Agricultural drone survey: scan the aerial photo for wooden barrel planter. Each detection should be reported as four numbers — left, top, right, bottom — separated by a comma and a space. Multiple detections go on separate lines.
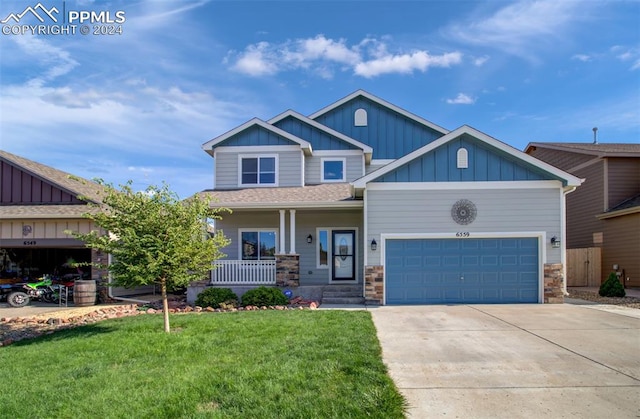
74, 279, 97, 307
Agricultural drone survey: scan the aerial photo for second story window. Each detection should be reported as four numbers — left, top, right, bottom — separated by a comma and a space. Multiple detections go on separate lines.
240, 156, 276, 186
321, 158, 346, 182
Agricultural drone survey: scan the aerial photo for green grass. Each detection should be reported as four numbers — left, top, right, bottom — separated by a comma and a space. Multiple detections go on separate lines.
0, 311, 407, 418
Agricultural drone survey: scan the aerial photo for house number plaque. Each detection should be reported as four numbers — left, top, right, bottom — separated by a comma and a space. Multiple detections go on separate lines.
451, 199, 477, 225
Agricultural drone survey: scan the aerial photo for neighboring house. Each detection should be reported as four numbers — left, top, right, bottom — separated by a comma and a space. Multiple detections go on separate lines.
193, 90, 582, 305
0, 150, 154, 299
525, 143, 640, 288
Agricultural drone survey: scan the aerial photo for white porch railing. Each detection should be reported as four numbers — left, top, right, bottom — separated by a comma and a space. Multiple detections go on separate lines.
211, 260, 277, 285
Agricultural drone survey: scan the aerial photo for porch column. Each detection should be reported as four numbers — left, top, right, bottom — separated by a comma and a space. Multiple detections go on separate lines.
289, 209, 296, 254
279, 210, 286, 254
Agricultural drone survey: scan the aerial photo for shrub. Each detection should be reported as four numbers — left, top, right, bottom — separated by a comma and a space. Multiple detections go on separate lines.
242, 286, 289, 307
195, 287, 238, 308
599, 272, 625, 297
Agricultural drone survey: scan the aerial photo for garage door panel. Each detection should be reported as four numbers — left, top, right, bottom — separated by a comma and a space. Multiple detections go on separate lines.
386, 238, 539, 304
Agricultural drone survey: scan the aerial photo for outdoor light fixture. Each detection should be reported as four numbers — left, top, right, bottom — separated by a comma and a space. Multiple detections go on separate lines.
307, 234, 313, 244
550, 236, 561, 248
371, 239, 377, 251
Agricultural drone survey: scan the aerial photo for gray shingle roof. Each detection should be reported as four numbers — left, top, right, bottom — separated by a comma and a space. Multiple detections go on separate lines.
0, 150, 105, 220
526, 142, 640, 156
0, 150, 104, 203
198, 183, 361, 209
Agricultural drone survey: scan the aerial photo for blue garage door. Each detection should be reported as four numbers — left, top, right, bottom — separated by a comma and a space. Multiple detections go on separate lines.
386, 238, 539, 304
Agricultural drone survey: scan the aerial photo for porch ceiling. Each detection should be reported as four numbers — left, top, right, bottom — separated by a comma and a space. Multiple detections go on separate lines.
198, 183, 362, 209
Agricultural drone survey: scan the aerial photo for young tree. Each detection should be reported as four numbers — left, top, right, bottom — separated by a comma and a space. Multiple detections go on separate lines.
70, 180, 230, 332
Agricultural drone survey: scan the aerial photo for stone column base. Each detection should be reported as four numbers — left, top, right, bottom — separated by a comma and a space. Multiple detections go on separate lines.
544, 263, 564, 304
276, 254, 299, 287
364, 265, 383, 304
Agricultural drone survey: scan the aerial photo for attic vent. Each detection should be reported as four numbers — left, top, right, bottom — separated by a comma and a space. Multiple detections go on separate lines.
457, 148, 468, 169
354, 108, 367, 126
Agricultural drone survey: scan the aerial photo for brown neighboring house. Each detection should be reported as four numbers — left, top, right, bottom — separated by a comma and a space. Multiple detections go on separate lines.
525, 143, 640, 287
0, 150, 154, 299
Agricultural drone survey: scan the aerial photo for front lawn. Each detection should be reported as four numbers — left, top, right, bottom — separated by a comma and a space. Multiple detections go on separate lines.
0, 310, 406, 418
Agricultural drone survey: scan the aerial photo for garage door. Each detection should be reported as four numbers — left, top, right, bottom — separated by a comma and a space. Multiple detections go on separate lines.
385, 238, 539, 304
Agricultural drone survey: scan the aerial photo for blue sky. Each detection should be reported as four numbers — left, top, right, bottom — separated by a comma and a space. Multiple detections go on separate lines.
1, 0, 638, 198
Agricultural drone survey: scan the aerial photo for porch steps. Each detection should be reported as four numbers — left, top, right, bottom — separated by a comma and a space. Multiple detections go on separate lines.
321, 285, 365, 305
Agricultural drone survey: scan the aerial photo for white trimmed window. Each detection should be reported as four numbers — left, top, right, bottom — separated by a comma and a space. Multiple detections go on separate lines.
321, 158, 346, 182
240, 229, 277, 260
239, 155, 277, 186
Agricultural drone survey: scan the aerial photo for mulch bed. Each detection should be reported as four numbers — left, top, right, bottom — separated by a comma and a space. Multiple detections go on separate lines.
567, 289, 640, 309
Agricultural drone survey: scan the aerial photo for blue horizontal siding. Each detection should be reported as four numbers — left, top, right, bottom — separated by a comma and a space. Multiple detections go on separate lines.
273, 116, 358, 150
313, 96, 442, 159
379, 134, 557, 182
215, 125, 298, 148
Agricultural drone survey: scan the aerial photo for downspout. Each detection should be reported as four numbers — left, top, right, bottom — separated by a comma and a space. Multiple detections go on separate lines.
106, 253, 153, 304
561, 185, 579, 295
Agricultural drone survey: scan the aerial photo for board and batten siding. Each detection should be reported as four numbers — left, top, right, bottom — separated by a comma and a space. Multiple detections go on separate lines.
305, 154, 364, 183
313, 96, 442, 159
0, 219, 93, 240
214, 150, 303, 189
365, 186, 562, 266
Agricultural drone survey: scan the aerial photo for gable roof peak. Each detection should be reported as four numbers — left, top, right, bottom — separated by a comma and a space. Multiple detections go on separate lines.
309, 90, 449, 135
0, 149, 104, 203
352, 125, 582, 188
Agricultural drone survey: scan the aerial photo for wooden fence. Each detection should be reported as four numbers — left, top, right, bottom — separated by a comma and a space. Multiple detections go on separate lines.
566, 247, 601, 287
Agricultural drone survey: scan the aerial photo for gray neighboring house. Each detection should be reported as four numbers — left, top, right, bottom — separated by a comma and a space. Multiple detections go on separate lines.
190, 90, 582, 305
525, 143, 640, 288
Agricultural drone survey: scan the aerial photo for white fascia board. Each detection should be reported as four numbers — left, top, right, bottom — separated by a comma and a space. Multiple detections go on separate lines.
215, 201, 363, 210
214, 145, 302, 156
308, 90, 449, 135
366, 180, 564, 191
202, 117, 312, 155
314, 150, 364, 156
268, 109, 373, 156
352, 125, 583, 189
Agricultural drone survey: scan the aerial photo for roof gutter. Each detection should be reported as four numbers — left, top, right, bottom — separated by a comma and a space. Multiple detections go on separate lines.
217, 201, 363, 210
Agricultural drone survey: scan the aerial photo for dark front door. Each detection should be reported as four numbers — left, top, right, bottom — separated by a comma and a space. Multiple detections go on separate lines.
332, 230, 355, 281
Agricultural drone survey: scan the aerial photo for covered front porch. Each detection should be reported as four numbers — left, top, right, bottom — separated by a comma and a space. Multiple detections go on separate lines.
197, 183, 365, 289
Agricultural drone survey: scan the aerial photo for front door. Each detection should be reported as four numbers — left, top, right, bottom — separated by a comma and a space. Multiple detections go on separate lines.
332, 230, 355, 281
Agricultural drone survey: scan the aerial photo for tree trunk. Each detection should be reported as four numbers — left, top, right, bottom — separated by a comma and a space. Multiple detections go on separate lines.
161, 277, 170, 333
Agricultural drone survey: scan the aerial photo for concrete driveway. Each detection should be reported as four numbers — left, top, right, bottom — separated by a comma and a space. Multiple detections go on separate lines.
370, 304, 640, 418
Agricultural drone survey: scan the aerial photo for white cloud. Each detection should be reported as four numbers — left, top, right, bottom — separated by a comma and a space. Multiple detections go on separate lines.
612, 46, 640, 70
572, 54, 592, 62
228, 35, 462, 78
12, 36, 78, 87
473, 55, 490, 66
446, 93, 476, 105
231, 42, 279, 76
355, 51, 462, 78
446, 0, 595, 61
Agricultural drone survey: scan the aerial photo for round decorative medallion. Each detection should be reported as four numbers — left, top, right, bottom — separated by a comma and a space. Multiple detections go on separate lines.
451, 199, 477, 225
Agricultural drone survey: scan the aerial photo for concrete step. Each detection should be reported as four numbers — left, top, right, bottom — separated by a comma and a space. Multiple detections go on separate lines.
322, 290, 362, 298
321, 297, 366, 305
